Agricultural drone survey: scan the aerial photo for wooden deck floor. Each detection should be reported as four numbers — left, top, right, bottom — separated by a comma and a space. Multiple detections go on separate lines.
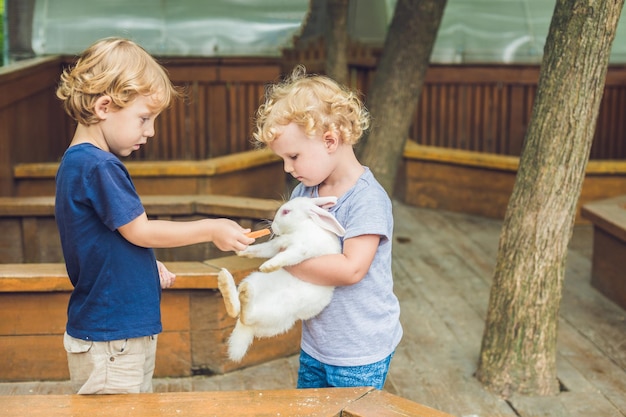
1, 201, 624, 417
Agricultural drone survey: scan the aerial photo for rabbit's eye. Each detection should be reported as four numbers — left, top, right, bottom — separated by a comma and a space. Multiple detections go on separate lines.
281, 209, 291, 216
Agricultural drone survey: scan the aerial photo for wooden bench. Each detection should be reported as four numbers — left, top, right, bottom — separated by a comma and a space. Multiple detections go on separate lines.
396, 141, 626, 223
0, 194, 281, 263
0, 387, 453, 417
12, 148, 284, 198
0, 257, 301, 382
581, 195, 626, 310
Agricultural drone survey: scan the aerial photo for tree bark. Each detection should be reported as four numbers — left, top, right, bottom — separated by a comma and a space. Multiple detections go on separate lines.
6, 0, 36, 62
476, 0, 624, 397
325, 0, 350, 85
358, 0, 447, 194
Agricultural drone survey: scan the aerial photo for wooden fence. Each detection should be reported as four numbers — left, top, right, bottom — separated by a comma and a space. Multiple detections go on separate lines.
283, 40, 626, 159
413, 65, 626, 158
1, 50, 625, 196
149, 58, 281, 160
0, 56, 283, 196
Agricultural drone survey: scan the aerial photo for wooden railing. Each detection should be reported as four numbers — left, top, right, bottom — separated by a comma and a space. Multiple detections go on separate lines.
0, 194, 281, 263
398, 141, 626, 222
12, 148, 284, 198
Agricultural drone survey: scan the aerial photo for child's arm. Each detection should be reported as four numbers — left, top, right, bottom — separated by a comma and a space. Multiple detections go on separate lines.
284, 234, 380, 286
118, 212, 255, 252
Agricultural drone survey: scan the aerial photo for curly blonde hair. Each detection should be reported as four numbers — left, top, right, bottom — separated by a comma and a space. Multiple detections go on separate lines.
56, 37, 180, 125
253, 66, 370, 146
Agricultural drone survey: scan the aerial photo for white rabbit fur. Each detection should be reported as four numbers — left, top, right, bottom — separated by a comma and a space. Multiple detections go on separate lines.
217, 196, 345, 362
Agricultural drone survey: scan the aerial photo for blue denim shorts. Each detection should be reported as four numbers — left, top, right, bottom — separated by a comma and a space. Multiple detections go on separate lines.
297, 349, 394, 390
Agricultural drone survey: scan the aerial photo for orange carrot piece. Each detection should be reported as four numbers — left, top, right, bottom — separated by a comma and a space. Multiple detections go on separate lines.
246, 228, 271, 239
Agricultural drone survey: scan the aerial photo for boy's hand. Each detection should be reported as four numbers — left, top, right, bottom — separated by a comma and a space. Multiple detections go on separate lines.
210, 218, 255, 252
157, 260, 176, 289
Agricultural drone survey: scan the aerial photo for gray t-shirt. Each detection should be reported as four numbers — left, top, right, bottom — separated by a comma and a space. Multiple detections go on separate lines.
291, 167, 403, 366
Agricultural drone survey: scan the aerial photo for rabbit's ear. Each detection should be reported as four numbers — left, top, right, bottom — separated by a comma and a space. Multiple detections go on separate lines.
309, 205, 346, 237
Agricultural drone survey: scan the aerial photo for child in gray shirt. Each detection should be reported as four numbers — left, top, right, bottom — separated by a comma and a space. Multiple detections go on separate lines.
253, 66, 402, 389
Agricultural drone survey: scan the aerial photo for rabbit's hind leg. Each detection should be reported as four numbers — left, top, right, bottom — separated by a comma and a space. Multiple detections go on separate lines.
217, 268, 240, 318
238, 281, 255, 326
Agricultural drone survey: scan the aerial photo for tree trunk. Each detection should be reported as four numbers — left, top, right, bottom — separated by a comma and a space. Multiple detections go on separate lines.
325, 0, 350, 85
358, 0, 447, 194
476, 0, 624, 397
6, 0, 36, 62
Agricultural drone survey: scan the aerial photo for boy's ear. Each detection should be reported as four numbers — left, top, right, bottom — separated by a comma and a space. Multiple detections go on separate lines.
94, 95, 113, 120
323, 131, 339, 152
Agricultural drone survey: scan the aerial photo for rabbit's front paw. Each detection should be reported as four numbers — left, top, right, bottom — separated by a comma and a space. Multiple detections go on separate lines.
237, 243, 270, 258
259, 260, 281, 273
237, 248, 255, 258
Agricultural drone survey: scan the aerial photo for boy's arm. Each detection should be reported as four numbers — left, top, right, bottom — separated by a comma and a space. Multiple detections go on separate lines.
284, 234, 380, 286
118, 212, 255, 252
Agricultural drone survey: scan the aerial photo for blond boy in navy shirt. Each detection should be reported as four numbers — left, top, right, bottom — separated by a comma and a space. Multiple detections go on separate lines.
55, 37, 254, 394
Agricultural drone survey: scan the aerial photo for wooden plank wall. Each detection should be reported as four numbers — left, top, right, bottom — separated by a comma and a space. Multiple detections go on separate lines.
0, 56, 283, 196
141, 58, 281, 161
2, 49, 626, 197
0, 56, 70, 197
412, 65, 538, 156
411, 65, 626, 158
284, 41, 626, 159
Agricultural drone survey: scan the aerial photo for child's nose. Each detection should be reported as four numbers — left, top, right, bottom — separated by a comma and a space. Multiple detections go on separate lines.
145, 122, 155, 137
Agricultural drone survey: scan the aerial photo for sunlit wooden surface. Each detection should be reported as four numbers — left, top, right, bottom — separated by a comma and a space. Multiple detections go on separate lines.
1, 201, 624, 417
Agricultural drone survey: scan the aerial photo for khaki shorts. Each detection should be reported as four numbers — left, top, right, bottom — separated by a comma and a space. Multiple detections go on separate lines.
63, 332, 158, 394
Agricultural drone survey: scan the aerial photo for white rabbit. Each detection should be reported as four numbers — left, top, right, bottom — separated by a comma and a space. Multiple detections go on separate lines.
217, 196, 345, 362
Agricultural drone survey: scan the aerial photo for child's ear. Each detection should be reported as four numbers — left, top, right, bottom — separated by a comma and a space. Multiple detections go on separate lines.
323, 131, 339, 152
94, 95, 113, 120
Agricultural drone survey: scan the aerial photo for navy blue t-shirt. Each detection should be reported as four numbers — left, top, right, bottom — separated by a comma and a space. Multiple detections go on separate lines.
55, 144, 162, 341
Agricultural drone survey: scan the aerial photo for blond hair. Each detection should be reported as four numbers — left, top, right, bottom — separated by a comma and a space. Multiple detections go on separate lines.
253, 66, 369, 146
56, 37, 180, 125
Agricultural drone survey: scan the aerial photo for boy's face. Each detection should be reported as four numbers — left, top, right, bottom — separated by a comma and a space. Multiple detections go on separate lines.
99, 95, 160, 157
269, 123, 335, 187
